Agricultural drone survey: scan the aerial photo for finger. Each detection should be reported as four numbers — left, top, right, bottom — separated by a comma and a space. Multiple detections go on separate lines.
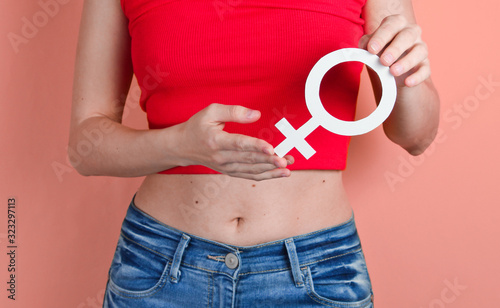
216, 150, 288, 168
222, 162, 280, 175
284, 155, 295, 165
230, 168, 291, 181
404, 62, 431, 87
366, 15, 407, 55
205, 103, 261, 124
390, 42, 428, 77
379, 26, 422, 66
216, 132, 274, 154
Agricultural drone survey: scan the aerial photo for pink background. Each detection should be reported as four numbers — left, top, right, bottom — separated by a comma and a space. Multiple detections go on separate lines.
1, 0, 499, 307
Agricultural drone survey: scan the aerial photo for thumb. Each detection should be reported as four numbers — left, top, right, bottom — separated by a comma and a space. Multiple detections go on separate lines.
208, 104, 261, 124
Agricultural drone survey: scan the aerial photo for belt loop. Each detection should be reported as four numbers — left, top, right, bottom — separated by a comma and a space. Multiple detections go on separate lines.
169, 233, 191, 284
284, 238, 304, 288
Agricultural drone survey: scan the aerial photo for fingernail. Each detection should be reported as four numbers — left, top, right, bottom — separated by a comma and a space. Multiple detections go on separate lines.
264, 147, 274, 155
274, 161, 282, 168
246, 110, 257, 119
370, 42, 380, 53
281, 172, 289, 177
286, 159, 292, 165
383, 53, 394, 64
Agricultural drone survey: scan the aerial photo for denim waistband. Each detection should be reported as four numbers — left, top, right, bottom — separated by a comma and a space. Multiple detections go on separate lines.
120, 194, 362, 281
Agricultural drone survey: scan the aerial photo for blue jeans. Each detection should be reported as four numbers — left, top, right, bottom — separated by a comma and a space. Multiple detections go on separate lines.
103, 194, 374, 307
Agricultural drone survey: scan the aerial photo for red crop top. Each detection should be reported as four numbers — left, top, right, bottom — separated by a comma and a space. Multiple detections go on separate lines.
120, 0, 367, 174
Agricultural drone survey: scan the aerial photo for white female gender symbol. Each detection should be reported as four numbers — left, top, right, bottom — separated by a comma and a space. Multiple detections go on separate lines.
274, 48, 397, 159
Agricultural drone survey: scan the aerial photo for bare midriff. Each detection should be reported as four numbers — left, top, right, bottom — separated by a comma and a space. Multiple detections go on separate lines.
133, 170, 352, 247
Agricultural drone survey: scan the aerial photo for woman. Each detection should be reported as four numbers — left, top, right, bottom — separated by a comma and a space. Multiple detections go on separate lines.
69, 0, 439, 307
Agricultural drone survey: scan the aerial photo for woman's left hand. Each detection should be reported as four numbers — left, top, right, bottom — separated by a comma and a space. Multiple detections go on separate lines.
358, 14, 431, 88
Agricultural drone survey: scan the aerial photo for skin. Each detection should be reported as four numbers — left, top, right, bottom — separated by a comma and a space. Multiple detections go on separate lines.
69, 0, 439, 246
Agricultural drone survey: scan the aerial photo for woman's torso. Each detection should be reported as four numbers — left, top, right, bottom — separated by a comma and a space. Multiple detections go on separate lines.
133, 170, 353, 246
126, 0, 366, 246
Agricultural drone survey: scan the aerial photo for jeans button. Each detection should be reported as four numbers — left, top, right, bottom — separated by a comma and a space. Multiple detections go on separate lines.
225, 252, 239, 269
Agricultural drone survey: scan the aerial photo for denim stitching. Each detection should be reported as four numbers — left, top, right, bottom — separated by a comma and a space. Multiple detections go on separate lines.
108, 257, 171, 298
305, 284, 373, 308
238, 248, 362, 276
109, 273, 169, 298
297, 248, 362, 269
121, 231, 361, 278
207, 272, 212, 308
238, 266, 292, 275
120, 232, 172, 261
302, 261, 373, 308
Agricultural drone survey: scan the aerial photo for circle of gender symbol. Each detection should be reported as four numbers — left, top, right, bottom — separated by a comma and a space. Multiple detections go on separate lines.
274, 48, 397, 159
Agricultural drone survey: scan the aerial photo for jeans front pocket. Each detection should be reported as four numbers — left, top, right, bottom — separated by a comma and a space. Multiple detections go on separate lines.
107, 234, 171, 298
301, 249, 373, 307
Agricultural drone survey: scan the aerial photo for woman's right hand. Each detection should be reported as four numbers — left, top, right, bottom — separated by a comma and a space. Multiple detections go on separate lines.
174, 103, 294, 181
